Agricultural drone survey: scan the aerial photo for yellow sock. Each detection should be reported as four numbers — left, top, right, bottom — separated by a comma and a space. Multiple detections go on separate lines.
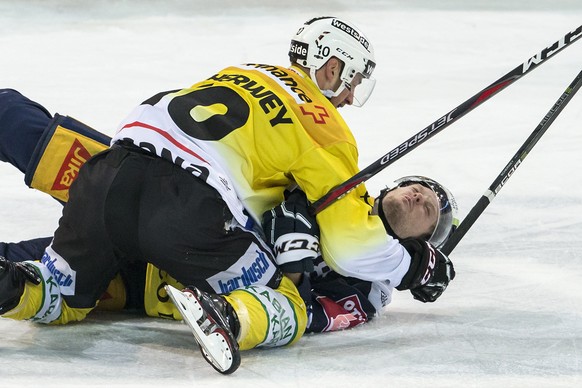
2, 281, 44, 321
225, 276, 307, 350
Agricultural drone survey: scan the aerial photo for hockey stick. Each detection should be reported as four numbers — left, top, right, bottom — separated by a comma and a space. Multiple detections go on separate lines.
440, 68, 582, 256
310, 25, 582, 214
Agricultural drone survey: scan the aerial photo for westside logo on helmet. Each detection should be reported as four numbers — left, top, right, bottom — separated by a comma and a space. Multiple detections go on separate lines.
331, 18, 370, 51
363, 60, 376, 78
289, 40, 308, 60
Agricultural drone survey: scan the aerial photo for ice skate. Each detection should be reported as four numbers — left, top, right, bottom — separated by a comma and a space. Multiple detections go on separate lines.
165, 284, 241, 374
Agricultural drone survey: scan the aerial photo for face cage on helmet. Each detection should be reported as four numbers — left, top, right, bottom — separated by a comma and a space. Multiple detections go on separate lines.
394, 176, 458, 248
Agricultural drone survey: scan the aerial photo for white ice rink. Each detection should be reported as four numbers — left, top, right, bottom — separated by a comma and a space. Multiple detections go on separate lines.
1, 1, 582, 387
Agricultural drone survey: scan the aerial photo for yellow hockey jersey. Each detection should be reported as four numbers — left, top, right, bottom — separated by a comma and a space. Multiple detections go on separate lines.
112, 63, 411, 286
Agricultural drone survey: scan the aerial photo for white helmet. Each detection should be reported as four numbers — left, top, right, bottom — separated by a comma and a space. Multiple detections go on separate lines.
288, 16, 376, 107
378, 176, 459, 248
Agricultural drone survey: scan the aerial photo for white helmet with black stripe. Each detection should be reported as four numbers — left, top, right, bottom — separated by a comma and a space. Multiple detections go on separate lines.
288, 16, 376, 107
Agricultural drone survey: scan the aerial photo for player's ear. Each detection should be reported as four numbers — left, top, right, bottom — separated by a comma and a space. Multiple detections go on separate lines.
324, 57, 342, 83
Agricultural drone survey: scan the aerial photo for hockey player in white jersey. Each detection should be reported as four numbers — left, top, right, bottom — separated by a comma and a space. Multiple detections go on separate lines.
163, 176, 457, 373
0, 173, 457, 373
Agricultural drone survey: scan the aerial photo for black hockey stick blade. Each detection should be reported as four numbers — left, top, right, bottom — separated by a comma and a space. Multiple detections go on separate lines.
441, 68, 582, 256
310, 25, 582, 215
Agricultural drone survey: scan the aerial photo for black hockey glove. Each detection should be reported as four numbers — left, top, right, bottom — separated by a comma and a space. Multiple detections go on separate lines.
410, 252, 455, 303
262, 189, 320, 273
0, 256, 41, 314
396, 239, 455, 303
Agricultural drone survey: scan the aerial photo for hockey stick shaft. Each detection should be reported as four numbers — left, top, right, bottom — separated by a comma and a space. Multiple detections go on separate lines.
440, 68, 582, 256
311, 25, 582, 214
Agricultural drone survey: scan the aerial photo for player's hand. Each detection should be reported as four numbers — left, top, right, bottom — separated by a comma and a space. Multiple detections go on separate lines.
410, 250, 455, 303
396, 239, 455, 302
0, 256, 41, 314
262, 189, 320, 273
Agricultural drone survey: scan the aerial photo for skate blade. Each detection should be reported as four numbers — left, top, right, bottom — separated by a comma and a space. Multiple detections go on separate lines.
165, 285, 238, 374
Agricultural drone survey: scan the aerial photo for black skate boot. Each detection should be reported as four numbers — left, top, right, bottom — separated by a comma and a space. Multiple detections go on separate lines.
0, 256, 41, 314
165, 284, 241, 374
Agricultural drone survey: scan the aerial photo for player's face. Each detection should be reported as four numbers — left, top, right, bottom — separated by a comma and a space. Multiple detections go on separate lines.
380, 183, 439, 240
329, 86, 352, 108
330, 73, 362, 108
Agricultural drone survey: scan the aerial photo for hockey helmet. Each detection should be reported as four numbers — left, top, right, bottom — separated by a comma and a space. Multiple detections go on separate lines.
378, 176, 459, 248
288, 16, 376, 106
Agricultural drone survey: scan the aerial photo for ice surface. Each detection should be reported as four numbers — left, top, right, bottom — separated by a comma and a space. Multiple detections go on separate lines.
1, 1, 581, 387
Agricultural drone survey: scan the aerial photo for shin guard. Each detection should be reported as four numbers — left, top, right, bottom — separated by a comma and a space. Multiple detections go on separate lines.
225, 276, 307, 350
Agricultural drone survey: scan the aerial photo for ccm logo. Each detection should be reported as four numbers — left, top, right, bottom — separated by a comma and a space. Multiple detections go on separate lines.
420, 244, 437, 285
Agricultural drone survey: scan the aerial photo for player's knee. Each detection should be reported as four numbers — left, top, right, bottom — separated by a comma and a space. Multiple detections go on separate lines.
0, 88, 24, 110
0, 89, 51, 127
0, 89, 52, 171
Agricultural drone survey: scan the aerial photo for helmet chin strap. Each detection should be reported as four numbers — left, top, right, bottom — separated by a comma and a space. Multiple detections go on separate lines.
310, 67, 347, 98
376, 188, 403, 241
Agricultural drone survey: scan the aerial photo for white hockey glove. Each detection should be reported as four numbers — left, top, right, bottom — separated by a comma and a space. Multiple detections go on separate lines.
262, 189, 320, 273
396, 239, 455, 303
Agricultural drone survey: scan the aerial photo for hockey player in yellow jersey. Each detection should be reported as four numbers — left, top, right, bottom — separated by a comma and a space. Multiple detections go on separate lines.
0, 16, 457, 374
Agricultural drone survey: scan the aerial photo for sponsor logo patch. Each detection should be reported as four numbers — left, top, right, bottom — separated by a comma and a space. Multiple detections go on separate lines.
331, 19, 370, 51
289, 40, 308, 60
41, 246, 77, 296
51, 139, 91, 191
300, 105, 329, 124
217, 250, 272, 294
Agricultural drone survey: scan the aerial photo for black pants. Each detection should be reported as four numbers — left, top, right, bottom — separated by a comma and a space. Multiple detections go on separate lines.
54, 145, 281, 309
